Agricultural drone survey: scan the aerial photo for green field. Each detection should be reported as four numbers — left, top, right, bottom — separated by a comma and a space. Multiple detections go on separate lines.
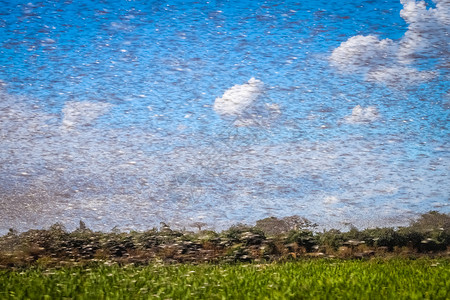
1, 259, 448, 299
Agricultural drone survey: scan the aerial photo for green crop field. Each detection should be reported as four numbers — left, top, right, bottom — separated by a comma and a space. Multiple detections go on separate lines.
1, 258, 448, 299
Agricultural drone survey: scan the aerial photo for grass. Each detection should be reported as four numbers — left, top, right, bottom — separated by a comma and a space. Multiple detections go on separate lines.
1, 258, 449, 299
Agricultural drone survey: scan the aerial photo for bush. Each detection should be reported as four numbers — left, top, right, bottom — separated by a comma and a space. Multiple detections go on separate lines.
397, 227, 424, 250
285, 230, 317, 252
410, 211, 450, 233
318, 229, 345, 250
255, 216, 317, 236
223, 224, 264, 241
364, 228, 403, 251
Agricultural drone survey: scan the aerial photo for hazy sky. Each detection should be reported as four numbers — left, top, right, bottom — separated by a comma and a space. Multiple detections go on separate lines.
0, 0, 448, 233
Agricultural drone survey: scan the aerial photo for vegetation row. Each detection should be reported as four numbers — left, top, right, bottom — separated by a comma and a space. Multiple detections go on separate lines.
0, 211, 449, 268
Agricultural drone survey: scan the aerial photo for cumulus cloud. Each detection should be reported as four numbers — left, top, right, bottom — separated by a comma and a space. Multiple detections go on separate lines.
330, 35, 396, 73
344, 105, 380, 123
330, 0, 449, 86
213, 78, 264, 116
62, 101, 113, 129
213, 78, 281, 127
323, 196, 339, 205
398, 0, 450, 64
366, 66, 437, 85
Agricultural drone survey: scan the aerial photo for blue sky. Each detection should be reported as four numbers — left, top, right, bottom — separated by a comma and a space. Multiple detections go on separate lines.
0, 0, 448, 233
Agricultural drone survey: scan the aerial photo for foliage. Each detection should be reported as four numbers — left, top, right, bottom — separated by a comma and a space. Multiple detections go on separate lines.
0, 212, 449, 268
410, 211, 450, 232
255, 215, 317, 236
222, 223, 264, 241
318, 229, 345, 250
361, 227, 402, 251
285, 230, 317, 252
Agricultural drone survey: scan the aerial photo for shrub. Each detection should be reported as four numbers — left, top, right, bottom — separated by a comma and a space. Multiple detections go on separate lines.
285, 230, 317, 252
410, 211, 450, 232
255, 216, 317, 236
397, 227, 424, 250
222, 224, 264, 241
364, 228, 403, 251
317, 229, 345, 250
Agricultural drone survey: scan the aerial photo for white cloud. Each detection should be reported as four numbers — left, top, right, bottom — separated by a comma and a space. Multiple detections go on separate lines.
62, 101, 113, 129
323, 196, 339, 205
213, 78, 264, 116
265, 103, 281, 114
344, 105, 380, 123
366, 66, 437, 85
330, 0, 449, 85
213, 79, 281, 127
330, 35, 395, 73
398, 0, 450, 64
